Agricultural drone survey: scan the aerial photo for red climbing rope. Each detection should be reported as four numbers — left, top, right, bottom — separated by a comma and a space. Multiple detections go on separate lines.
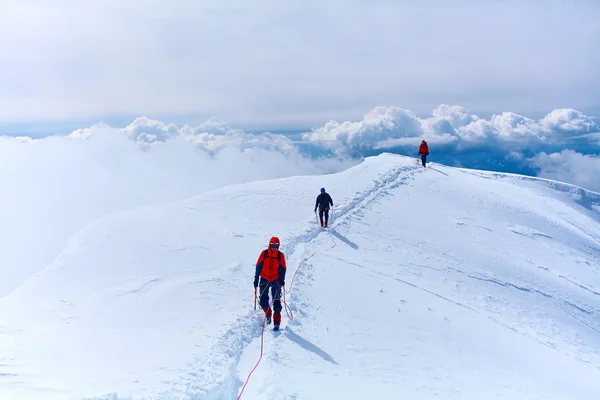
237, 293, 295, 400
236, 312, 267, 400
284, 251, 316, 295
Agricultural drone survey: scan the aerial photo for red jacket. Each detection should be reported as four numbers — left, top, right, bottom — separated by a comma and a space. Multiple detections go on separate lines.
255, 237, 287, 282
419, 142, 429, 154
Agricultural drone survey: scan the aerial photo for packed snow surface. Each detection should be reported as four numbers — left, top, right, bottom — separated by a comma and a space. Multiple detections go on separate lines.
0, 154, 599, 399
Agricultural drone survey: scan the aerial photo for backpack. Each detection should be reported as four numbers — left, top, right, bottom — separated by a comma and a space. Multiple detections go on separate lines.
262, 249, 282, 264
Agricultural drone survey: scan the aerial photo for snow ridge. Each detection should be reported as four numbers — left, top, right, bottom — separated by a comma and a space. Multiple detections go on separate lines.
150, 163, 423, 399
3, 154, 599, 400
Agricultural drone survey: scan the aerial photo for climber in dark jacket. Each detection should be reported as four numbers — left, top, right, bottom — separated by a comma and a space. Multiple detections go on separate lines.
314, 187, 334, 227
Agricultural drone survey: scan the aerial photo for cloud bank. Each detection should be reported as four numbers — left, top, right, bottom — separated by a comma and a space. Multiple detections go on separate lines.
302, 105, 599, 156
531, 150, 600, 195
301, 105, 600, 192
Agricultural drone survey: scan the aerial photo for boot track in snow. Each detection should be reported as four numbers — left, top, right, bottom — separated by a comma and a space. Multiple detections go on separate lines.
163, 164, 423, 399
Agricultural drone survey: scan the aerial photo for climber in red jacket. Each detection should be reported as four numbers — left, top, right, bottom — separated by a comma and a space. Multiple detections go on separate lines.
253, 236, 287, 331
418, 140, 429, 168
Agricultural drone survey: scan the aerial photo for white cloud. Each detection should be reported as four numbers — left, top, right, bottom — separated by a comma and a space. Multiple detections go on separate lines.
302, 105, 600, 155
69, 127, 94, 140
530, 150, 600, 193
430, 105, 478, 130
85, 116, 299, 155
124, 117, 179, 145
375, 134, 458, 150
0, 0, 598, 127
303, 106, 423, 154
182, 117, 235, 135
540, 109, 599, 134
489, 113, 539, 138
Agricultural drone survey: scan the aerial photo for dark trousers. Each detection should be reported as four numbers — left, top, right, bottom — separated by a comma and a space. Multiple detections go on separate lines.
319, 208, 330, 226
420, 154, 427, 167
259, 278, 282, 314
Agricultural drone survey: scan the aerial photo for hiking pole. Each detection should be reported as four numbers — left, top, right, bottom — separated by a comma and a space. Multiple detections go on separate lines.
315, 210, 319, 224
254, 287, 257, 310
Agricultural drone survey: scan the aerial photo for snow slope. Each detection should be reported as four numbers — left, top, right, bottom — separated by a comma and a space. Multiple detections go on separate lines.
0, 154, 599, 399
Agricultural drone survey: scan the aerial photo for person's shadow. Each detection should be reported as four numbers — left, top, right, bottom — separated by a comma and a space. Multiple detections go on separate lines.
330, 228, 359, 250
284, 327, 338, 364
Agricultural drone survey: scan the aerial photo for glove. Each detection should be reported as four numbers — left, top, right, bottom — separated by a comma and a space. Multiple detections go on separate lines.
278, 279, 285, 287
253, 277, 259, 288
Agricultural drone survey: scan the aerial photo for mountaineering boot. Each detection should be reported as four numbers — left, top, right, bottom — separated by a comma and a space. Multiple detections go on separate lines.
273, 312, 281, 330
263, 307, 272, 325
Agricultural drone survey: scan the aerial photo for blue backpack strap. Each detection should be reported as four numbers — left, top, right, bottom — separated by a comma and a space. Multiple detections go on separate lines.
260, 249, 268, 262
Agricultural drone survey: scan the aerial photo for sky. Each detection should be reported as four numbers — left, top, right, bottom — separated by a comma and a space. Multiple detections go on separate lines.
0, 0, 599, 129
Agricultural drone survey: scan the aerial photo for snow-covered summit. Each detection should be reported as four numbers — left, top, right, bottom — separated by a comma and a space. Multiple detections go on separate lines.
0, 154, 599, 399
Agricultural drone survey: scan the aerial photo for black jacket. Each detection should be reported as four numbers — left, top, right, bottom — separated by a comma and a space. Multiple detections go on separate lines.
315, 192, 333, 211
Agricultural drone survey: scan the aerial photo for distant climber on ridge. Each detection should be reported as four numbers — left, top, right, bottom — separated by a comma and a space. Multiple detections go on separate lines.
253, 236, 287, 331
314, 187, 334, 228
418, 140, 429, 168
